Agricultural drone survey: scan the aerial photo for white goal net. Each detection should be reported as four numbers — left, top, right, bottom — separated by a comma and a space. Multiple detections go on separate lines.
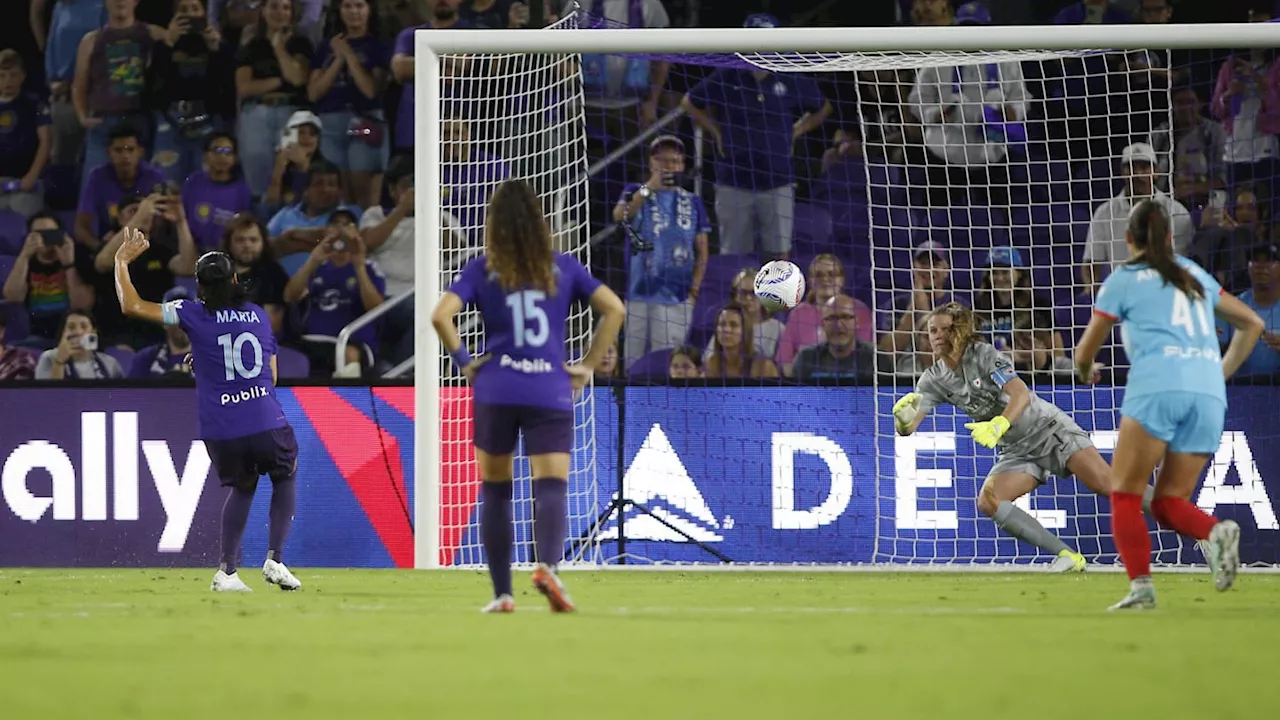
414, 22, 1280, 569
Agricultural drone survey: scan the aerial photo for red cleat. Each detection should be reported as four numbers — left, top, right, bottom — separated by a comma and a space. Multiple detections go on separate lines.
531, 564, 576, 613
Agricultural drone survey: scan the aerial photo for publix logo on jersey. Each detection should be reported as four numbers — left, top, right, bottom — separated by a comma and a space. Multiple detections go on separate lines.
1, 412, 209, 552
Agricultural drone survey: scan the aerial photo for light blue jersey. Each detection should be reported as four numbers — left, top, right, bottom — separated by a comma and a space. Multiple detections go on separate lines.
1095, 256, 1225, 404
1095, 256, 1226, 454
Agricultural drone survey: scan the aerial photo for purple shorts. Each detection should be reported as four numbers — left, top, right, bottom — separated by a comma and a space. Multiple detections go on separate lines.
473, 403, 574, 456
204, 425, 299, 489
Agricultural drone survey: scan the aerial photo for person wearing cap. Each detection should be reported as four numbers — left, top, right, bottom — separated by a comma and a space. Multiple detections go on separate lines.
974, 245, 1062, 356
75, 122, 167, 249
1081, 141, 1194, 291
612, 134, 709, 366
93, 191, 198, 349
877, 239, 963, 377
907, 3, 1029, 210
283, 207, 385, 376
266, 109, 325, 211
234, 0, 315, 198
681, 13, 832, 260
1215, 242, 1280, 380
306, 0, 391, 209
127, 285, 196, 377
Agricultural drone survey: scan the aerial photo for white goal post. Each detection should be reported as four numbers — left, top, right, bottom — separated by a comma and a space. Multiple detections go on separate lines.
412, 22, 1280, 570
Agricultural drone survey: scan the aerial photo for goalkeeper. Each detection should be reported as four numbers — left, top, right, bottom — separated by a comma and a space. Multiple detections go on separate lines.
892, 302, 1151, 571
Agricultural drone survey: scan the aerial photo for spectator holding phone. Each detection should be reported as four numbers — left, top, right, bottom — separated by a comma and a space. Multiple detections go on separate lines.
308, 0, 390, 208
266, 110, 325, 211
3, 212, 95, 349
0, 50, 52, 218
35, 309, 125, 380
235, 0, 314, 198
149, 0, 232, 184
283, 208, 385, 376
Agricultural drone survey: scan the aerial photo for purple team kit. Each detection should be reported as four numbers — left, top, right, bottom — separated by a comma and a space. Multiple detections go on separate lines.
160, 297, 297, 485
448, 253, 601, 455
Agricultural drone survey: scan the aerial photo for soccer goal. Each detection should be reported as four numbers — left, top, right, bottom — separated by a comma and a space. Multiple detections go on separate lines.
412, 21, 1280, 570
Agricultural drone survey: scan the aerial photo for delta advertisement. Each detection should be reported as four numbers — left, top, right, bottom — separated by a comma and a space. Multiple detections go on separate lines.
0, 386, 1277, 568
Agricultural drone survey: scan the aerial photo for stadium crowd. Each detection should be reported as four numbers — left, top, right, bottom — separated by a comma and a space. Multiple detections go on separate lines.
0, 0, 1276, 386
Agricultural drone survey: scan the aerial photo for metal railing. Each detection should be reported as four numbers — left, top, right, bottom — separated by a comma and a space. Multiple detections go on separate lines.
333, 289, 413, 373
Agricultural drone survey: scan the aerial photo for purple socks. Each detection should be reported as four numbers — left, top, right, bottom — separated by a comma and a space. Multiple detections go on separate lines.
533, 478, 568, 569
268, 477, 297, 563
219, 487, 254, 574
481, 481, 514, 598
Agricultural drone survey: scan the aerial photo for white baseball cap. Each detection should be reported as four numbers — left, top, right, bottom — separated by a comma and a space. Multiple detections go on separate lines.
286, 110, 323, 132
913, 239, 949, 263
1121, 142, 1157, 167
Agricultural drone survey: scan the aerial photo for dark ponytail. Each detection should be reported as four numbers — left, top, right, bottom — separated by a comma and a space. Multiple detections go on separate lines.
1126, 199, 1204, 299
199, 279, 249, 312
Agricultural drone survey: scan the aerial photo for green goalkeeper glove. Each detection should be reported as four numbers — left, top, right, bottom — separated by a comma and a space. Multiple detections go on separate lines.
964, 416, 1011, 449
892, 393, 922, 434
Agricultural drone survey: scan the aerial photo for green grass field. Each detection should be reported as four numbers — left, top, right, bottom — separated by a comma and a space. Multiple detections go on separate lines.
2, 569, 1278, 719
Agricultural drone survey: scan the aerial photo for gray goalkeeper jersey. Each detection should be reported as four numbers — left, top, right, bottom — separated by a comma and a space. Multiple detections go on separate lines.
915, 341, 1077, 457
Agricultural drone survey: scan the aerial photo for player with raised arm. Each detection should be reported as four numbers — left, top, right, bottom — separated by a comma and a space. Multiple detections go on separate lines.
892, 302, 1152, 571
1076, 200, 1264, 611
114, 228, 302, 593
431, 179, 626, 614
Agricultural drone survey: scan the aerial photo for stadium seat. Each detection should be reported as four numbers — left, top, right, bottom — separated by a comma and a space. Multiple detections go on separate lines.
105, 346, 135, 371
0, 211, 25, 255
276, 346, 310, 378
627, 348, 673, 379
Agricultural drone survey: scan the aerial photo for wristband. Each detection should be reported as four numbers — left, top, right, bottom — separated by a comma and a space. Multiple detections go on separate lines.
449, 346, 472, 371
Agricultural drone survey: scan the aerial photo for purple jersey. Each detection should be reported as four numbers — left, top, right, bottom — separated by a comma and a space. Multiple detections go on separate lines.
449, 253, 602, 411
161, 298, 288, 440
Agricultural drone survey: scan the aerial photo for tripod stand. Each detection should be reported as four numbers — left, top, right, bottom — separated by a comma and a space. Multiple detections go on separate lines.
566, 380, 732, 564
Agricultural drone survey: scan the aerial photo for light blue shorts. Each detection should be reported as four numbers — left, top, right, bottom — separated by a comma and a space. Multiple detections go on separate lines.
1122, 391, 1225, 455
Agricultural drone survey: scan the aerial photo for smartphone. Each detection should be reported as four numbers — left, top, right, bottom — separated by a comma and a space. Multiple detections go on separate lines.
1210, 190, 1227, 209
80, 334, 99, 352
39, 229, 63, 247
331, 238, 348, 253
278, 128, 299, 152
660, 171, 678, 187
185, 16, 207, 34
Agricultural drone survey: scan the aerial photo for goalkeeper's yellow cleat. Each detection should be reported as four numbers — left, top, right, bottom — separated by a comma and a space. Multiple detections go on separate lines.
964, 416, 1011, 449
1050, 549, 1088, 573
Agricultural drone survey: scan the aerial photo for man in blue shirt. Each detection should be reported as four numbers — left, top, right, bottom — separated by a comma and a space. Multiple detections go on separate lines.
680, 14, 831, 260
612, 136, 709, 366
1217, 243, 1280, 380
266, 159, 362, 271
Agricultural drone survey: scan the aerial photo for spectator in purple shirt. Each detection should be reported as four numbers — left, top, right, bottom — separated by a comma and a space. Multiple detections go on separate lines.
0, 51, 52, 218
681, 15, 832, 260
75, 123, 167, 250
390, 0, 471, 153
128, 284, 196, 377
282, 208, 385, 376
182, 132, 254, 250
148, 0, 234, 184
307, 0, 390, 208
1053, 0, 1132, 24
234, 0, 314, 199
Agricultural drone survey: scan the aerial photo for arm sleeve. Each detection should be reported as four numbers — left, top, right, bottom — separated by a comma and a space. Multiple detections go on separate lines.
102, 354, 124, 378
914, 372, 944, 413
695, 196, 712, 235
160, 299, 190, 328
1082, 204, 1110, 263
976, 342, 1019, 388
34, 351, 55, 379
571, 257, 604, 304
794, 75, 827, 113
446, 258, 482, 304
791, 348, 813, 380
393, 28, 415, 58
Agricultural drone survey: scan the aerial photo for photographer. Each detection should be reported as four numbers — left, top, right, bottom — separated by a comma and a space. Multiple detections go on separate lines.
283, 209, 385, 376
35, 309, 124, 380
612, 135, 708, 368
2, 212, 95, 350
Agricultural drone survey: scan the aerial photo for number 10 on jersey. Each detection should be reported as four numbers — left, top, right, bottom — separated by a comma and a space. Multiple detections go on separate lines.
217, 332, 265, 380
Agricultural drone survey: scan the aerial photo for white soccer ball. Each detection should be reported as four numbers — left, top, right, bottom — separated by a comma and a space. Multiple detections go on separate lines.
753, 260, 806, 312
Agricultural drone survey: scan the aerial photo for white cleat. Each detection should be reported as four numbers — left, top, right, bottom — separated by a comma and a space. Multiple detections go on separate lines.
480, 594, 516, 614
1108, 580, 1157, 611
211, 570, 252, 592
1206, 520, 1241, 592
262, 559, 302, 591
